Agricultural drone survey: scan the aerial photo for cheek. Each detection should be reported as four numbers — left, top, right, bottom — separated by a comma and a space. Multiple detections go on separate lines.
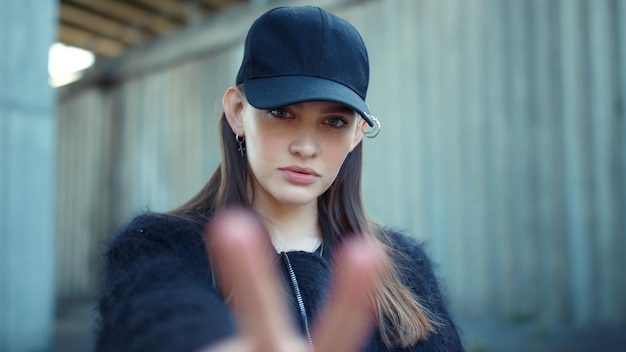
246, 135, 274, 165
323, 140, 354, 173
244, 128, 284, 177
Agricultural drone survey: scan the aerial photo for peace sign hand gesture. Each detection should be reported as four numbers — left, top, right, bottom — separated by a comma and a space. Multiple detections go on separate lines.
202, 209, 386, 352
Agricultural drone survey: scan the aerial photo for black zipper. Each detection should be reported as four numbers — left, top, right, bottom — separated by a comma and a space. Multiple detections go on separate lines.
282, 252, 314, 351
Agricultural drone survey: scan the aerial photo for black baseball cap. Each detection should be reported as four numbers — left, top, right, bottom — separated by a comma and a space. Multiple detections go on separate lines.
236, 6, 378, 129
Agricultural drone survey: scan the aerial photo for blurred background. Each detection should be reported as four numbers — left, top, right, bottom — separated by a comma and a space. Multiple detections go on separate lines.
1, 0, 624, 351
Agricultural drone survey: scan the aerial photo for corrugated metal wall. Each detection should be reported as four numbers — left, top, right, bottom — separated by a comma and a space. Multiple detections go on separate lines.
56, 87, 113, 299
111, 49, 237, 221
56, 0, 625, 327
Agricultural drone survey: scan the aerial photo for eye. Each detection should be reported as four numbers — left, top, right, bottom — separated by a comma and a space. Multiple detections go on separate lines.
270, 108, 292, 119
325, 116, 348, 128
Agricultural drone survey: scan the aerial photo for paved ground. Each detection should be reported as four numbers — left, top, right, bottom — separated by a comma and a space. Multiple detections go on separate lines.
458, 317, 626, 352
54, 300, 96, 352
55, 301, 626, 351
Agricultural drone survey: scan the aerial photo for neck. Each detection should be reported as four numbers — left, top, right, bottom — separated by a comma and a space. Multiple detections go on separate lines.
252, 199, 322, 253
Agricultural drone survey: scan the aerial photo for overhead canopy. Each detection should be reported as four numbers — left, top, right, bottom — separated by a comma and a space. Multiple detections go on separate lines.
58, 0, 244, 57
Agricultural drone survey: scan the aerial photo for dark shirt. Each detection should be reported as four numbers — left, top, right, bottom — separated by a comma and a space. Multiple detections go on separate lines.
96, 213, 464, 351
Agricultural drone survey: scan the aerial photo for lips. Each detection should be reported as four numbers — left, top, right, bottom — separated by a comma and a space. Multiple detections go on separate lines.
279, 166, 320, 184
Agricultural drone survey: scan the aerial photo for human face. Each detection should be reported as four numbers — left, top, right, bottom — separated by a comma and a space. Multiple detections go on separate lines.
240, 100, 364, 209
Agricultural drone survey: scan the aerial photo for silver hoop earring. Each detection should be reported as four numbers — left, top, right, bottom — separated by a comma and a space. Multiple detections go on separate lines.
235, 133, 245, 157
363, 114, 381, 138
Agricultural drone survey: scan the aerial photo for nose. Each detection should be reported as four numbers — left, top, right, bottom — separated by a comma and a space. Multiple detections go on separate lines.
289, 127, 320, 159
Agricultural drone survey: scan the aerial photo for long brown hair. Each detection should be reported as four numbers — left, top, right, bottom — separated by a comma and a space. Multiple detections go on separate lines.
169, 112, 438, 347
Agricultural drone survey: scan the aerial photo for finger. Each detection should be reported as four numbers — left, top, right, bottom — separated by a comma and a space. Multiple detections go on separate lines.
205, 208, 305, 350
312, 237, 387, 352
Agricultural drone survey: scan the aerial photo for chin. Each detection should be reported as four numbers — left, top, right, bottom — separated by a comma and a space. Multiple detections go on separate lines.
276, 196, 317, 207
274, 190, 321, 207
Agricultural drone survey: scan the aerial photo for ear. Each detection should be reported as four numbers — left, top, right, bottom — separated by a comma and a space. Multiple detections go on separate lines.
349, 119, 365, 151
223, 87, 245, 135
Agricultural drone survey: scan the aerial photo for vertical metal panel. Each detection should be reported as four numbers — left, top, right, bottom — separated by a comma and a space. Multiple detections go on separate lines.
560, 0, 594, 325
482, 0, 510, 317
617, 0, 626, 325
530, 0, 570, 323
56, 88, 113, 299
440, 0, 467, 313
587, 0, 621, 325
462, 0, 489, 318
505, 0, 532, 319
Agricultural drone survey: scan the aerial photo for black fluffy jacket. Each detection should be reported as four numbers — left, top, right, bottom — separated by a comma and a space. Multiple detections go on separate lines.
96, 213, 464, 351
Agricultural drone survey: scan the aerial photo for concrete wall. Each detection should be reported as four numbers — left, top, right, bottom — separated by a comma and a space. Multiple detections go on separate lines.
0, 1, 57, 351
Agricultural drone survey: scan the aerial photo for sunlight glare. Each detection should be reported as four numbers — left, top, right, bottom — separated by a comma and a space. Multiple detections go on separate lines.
48, 43, 95, 87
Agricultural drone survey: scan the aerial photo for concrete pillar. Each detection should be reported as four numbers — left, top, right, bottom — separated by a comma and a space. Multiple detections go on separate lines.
0, 1, 57, 351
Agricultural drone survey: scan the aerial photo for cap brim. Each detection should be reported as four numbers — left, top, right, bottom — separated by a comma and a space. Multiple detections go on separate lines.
242, 76, 374, 127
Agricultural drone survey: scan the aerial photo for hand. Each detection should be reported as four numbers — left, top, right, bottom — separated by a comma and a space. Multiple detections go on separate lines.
202, 208, 386, 352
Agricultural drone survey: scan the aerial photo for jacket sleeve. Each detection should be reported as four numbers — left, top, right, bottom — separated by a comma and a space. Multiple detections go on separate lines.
389, 230, 465, 351
96, 213, 237, 352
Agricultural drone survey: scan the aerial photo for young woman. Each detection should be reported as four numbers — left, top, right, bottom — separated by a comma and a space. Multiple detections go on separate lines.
97, 6, 464, 352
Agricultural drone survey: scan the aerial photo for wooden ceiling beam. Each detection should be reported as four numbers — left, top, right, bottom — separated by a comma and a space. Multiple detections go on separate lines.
65, 0, 178, 35
58, 24, 126, 57
60, 3, 144, 46
203, 0, 243, 10
130, 0, 188, 22
57, 0, 242, 59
